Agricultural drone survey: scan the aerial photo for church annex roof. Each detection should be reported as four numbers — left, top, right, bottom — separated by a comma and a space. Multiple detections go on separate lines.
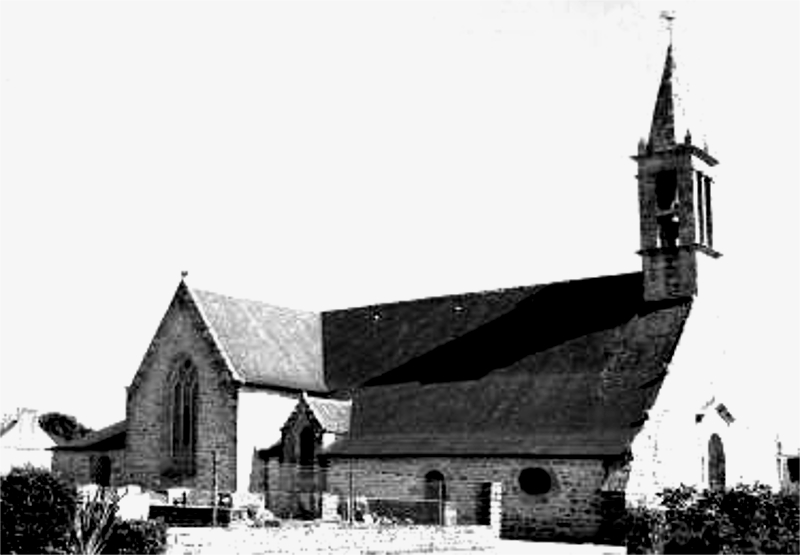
303, 394, 351, 434
188, 286, 326, 392
52, 420, 126, 451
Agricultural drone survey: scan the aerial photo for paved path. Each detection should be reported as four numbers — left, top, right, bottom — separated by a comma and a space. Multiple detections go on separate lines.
167, 525, 625, 555
428, 541, 625, 555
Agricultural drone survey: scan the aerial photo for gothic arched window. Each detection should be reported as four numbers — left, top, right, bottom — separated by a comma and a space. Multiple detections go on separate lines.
708, 433, 726, 491
170, 356, 198, 476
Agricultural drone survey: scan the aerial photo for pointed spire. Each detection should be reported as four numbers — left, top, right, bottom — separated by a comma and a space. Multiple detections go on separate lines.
647, 12, 706, 154
648, 45, 677, 151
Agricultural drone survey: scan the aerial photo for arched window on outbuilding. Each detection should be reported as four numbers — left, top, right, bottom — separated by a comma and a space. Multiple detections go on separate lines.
708, 433, 726, 491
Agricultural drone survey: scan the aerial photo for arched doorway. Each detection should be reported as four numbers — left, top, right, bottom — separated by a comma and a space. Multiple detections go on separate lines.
297, 427, 317, 518
92, 455, 111, 487
708, 433, 726, 491
299, 427, 315, 466
424, 470, 446, 524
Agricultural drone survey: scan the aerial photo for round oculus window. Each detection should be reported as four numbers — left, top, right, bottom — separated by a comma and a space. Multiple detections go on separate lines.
518, 467, 553, 495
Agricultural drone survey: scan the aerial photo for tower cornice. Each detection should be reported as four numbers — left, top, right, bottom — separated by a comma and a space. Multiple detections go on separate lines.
631, 144, 718, 166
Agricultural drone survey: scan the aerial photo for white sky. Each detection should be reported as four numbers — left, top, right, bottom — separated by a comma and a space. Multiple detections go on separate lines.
1, 2, 798, 449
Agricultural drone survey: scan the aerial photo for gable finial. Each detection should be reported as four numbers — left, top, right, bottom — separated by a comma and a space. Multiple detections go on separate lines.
181, 270, 188, 282
660, 10, 676, 47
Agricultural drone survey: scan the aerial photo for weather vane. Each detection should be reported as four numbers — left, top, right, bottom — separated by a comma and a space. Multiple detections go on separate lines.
660, 10, 676, 45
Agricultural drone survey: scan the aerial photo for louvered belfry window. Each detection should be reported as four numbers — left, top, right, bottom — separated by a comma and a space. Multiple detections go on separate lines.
170, 357, 198, 476
655, 169, 680, 249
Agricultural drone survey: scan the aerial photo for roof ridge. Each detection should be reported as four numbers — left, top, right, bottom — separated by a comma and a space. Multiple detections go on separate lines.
323, 271, 643, 314
189, 286, 320, 317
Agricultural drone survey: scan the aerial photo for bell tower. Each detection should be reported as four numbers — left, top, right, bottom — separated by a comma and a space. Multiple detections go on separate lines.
634, 40, 721, 302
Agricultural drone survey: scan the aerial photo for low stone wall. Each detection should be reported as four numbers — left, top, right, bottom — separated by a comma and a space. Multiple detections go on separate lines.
167, 523, 496, 554
327, 456, 609, 540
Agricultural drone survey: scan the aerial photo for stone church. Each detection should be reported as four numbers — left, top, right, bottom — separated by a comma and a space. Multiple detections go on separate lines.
52, 44, 773, 541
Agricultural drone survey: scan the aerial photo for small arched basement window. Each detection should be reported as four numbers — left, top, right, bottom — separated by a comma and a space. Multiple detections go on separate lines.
708, 433, 726, 491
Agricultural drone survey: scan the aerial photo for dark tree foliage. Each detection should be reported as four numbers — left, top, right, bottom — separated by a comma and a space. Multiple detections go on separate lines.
622, 484, 800, 554
103, 519, 168, 555
38, 412, 94, 442
0, 465, 78, 554
1, 467, 168, 554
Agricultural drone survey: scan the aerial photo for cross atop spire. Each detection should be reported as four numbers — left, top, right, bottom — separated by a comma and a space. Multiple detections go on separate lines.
660, 11, 676, 46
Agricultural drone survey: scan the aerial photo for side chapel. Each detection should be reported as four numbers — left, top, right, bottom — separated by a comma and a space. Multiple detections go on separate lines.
52, 42, 773, 541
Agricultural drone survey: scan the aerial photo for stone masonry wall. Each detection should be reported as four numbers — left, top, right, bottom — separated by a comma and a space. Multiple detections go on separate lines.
327, 456, 610, 541
53, 448, 125, 487
125, 290, 238, 494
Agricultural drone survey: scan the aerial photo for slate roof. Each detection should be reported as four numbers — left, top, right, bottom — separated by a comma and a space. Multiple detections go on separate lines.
53, 420, 126, 451
325, 271, 693, 458
322, 283, 545, 390
304, 394, 351, 434
189, 287, 326, 392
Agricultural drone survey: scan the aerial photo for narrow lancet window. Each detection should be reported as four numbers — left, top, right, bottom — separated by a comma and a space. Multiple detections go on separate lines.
170, 357, 198, 476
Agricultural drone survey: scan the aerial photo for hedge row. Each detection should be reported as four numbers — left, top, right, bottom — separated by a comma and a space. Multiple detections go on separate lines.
621, 484, 799, 554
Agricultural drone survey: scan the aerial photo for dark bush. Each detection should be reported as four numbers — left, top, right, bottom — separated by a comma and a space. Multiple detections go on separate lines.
0, 465, 78, 554
621, 484, 800, 554
621, 505, 667, 554
103, 518, 168, 554
1, 466, 169, 554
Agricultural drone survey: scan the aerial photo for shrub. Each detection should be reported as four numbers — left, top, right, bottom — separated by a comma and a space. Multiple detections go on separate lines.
72, 487, 122, 555
621, 484, 800, 554
621, 505, 667, 554
0, 465, 78, 554
103, 519, 168, 555
1, 467, 168, 554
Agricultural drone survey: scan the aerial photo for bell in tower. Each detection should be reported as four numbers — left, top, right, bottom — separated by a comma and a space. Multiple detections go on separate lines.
634, 36, 721, 303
